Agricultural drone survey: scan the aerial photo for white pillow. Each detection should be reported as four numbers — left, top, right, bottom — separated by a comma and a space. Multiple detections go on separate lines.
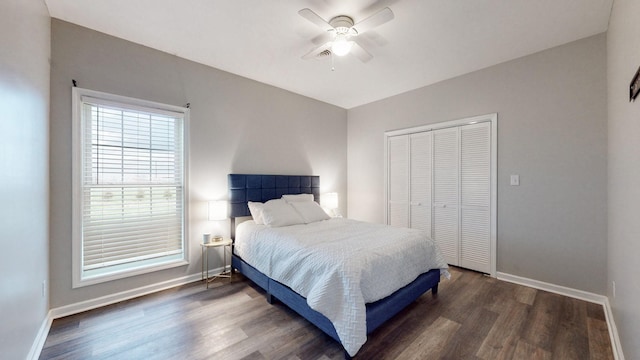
261, 199, 305, 227
282, 193, 314, 203
247, 201, 265, 225
290, 201, 331, 224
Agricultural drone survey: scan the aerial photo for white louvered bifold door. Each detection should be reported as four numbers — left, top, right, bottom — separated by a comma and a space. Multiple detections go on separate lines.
459, 122, 491, 273
388, 135, 409, 227
410, 132, 432, 233
432, 127, 459, 265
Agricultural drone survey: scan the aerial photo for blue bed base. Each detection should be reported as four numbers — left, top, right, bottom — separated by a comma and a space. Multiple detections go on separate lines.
228, 174, 441, 356
232, 255, 440, 339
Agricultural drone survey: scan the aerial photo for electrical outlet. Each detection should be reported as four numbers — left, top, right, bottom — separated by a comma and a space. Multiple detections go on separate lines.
612, 280, 616, 298
510, 174, 520, 186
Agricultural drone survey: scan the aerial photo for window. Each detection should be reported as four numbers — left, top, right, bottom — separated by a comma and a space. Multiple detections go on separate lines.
72, 88, 188, 287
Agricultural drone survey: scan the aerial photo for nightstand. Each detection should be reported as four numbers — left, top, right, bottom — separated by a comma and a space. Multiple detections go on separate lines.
200, 239, 232, 288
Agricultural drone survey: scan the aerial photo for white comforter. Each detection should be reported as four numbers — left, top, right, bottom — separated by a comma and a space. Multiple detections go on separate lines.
234, 218, 449, 356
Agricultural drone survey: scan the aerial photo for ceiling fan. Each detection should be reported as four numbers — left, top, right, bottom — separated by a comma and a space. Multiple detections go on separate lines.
298, 7, 394, 63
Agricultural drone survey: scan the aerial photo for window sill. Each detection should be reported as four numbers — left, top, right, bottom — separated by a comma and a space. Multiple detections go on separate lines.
73, 258, 189, 289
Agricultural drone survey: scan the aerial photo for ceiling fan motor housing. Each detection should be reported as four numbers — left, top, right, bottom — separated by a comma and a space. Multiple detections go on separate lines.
329, 15, 355, 34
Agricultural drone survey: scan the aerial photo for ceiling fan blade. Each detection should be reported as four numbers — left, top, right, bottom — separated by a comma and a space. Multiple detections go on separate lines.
302, 42, 332, 60
351, 7, 394, 35
298, 8, 334, 32
350, 42, 373, 63
311, 32, 334, 45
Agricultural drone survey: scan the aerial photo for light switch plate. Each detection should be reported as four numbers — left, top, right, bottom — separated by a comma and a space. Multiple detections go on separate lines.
510, 174, 520, 186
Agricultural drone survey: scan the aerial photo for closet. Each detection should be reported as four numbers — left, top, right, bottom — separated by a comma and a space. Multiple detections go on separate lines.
385, 114, 496, 275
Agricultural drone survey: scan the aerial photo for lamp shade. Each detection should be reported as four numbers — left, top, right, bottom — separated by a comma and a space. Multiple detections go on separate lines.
321, 192, 339, 210
208, 200, 228, 221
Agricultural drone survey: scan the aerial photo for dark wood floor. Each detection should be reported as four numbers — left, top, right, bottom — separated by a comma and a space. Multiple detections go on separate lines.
40, 267, 613, 360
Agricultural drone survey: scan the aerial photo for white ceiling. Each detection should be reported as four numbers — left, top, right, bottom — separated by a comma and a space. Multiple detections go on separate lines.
44, 0, 612, 109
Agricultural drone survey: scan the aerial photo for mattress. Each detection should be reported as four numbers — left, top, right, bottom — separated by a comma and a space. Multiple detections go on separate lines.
234, 218, 449, 356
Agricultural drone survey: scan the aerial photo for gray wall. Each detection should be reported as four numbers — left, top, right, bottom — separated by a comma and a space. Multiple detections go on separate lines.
50, 20, 347, 308
607, 0, 640, 357
0, 0, 50, 358
347, 34, 607, 294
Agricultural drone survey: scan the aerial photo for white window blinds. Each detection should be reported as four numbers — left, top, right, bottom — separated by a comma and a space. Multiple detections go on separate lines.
73, 89, 187, 286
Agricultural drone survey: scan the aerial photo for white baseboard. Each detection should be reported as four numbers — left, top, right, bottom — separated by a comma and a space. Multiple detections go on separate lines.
496, 272, 607, 304
27, 310, 53, 360
497, 272, 624, 360
602, 297, 626, 360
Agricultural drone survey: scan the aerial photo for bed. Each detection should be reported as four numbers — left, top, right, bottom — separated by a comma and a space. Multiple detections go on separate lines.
228, 174, 448, 357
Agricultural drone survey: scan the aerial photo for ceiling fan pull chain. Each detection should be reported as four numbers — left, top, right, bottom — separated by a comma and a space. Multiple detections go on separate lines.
331, 51, 335, 71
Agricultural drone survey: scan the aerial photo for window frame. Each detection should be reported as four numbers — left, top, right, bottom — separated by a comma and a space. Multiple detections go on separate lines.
71, 87, 190, 288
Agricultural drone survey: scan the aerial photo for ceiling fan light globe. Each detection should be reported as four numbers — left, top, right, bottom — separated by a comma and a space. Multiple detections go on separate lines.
331, 38, 354, 56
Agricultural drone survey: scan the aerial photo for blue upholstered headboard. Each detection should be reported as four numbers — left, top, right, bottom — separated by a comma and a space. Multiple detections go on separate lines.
228, 174, 320, 218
